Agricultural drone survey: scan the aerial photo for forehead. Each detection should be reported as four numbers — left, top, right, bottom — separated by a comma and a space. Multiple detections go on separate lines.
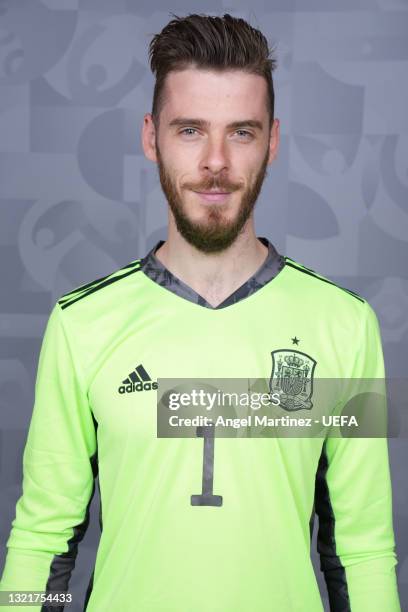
161, 68, 268, 121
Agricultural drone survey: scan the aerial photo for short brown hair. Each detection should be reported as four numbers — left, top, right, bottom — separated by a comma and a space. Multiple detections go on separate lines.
148, 13, 277, 128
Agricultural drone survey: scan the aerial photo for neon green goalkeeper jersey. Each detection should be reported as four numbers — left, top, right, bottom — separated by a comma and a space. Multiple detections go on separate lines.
0, 237, 401, 611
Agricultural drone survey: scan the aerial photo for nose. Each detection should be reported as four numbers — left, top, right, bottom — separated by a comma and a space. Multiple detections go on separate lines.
199, 135, 229, 175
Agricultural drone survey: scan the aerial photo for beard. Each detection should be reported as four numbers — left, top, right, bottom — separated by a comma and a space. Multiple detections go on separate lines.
155, 143, 270, 254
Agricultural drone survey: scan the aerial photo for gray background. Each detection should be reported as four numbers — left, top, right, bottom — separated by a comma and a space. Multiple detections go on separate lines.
0, 1, 407, 610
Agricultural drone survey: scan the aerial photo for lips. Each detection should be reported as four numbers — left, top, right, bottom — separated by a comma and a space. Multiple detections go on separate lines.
193, 189, 232, 194
193, 190, 232, 203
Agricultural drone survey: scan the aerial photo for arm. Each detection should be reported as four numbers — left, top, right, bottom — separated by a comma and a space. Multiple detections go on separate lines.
0, 303, 98, 610
314, 301, 401, 611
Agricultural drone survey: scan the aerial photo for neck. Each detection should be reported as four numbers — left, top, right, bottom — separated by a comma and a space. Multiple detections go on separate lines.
154, 221, 268, 308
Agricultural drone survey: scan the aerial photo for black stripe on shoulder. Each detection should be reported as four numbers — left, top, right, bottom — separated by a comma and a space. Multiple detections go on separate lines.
284, 257, 365, 304
59, 261, 141, 310
58, 259, 141, 304
58, 272, 112, 303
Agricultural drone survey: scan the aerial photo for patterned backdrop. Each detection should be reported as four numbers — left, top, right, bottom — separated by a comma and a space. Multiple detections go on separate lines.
0, 1, 407, 610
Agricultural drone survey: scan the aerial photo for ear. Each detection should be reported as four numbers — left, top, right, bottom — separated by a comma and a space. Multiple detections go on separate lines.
268, 118, 280, 164
142, 113, 158, 163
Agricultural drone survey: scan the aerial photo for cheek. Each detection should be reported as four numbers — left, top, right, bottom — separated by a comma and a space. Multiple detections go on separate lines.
244, 154, 268, 182
161, 146, 196, 179
229, 146, 262, 171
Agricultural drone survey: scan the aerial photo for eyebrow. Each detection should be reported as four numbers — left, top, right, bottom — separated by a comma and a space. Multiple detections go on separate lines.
168, 117, 263, 131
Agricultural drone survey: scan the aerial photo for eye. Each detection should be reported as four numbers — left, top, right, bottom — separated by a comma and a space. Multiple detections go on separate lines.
179, 128, 198, 136
235, 129, 253, 139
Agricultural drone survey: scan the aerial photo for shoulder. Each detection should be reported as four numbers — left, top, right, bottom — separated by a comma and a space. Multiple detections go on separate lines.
281, 255, 375, 333
57, 257, 143, 312
52, 258, 145, 375
282, 255, 367, 306
281, 256, 378, 347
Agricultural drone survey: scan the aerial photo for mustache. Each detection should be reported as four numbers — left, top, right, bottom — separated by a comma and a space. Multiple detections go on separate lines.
183, 178, 241, 192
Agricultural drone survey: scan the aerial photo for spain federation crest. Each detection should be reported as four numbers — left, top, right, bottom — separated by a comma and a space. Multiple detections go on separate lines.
269, 349, 317, 412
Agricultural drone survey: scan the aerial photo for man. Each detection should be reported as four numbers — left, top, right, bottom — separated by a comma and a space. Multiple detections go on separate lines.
0, 13, 401, 612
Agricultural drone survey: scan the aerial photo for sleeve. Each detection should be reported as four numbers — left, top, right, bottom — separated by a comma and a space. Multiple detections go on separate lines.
314, 300, 401, 612
0, 303, 98, 610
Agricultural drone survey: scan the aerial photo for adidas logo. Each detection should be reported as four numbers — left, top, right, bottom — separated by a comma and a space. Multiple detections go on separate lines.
118, 364, 158, 394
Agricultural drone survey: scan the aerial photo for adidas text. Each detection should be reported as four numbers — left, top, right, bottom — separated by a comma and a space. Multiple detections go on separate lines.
118, 381, 158, 394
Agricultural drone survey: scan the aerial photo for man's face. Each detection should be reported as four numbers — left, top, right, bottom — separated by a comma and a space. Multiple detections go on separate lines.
145, 67, 279, 253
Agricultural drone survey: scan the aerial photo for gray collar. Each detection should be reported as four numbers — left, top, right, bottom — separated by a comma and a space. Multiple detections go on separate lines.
139, 236, 285, 309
